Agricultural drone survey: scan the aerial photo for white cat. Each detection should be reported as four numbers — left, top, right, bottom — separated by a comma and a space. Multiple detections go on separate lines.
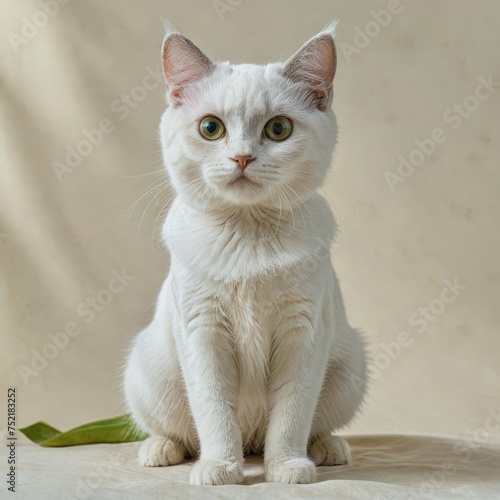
124, 25, 367, 485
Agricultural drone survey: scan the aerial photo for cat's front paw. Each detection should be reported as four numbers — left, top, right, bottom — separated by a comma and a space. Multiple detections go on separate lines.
265, 457, 317, 484
190, 459, 243, 486
139, 436, 185, 467
309, 435, 351, 466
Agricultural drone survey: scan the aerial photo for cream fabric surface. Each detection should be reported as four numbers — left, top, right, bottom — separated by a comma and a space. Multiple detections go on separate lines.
17, 435, 500, 499
1, 0, 500, 498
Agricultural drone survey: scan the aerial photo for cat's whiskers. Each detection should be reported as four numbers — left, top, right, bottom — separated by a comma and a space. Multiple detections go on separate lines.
152, 197, 171, 246
324, 174, 357, 215
275, 183, 297, 236
319, 175, 357, 237
147, 185, 179, 246
199, 184, 213, 218
123, 168, 165, 179
265, 185, 283, 239
165, 177, 219, 239
155, 180, 199, 240
280, 182, 310, 239
117, 178, 169, 228
281, 168, 353, 236
137, 180, 172, 241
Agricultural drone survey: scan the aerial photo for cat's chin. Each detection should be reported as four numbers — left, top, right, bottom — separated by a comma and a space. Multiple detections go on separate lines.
226, 177, 262, 194
215, 178, 270, 206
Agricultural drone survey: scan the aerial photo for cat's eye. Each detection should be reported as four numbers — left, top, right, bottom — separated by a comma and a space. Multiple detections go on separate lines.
199, 116, 225, 140
264, 116, 293, 141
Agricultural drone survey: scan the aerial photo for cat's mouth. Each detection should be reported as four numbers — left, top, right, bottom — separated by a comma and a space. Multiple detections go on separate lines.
227, 175, 260, 189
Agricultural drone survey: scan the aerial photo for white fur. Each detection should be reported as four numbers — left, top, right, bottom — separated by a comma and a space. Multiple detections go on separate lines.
124, 26, 367, 485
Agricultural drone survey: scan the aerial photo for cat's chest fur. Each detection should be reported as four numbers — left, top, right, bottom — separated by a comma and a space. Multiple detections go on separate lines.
164, 196, 334, 283
223, 278, 274, 371
221, 278, 274, 453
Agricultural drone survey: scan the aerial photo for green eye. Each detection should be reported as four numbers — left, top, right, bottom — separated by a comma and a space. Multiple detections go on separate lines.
199, 116, 225, 140
264, 116, 293, 141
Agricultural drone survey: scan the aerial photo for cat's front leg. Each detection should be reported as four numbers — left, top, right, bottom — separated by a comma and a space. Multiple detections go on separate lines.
265, 305, 330, 484
178, 291, 243, 486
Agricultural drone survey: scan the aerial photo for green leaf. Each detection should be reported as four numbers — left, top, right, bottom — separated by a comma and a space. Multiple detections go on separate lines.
19, 414, 148, 447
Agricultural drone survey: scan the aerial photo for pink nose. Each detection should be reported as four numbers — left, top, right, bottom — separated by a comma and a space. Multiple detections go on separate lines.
230, 155, 255, 170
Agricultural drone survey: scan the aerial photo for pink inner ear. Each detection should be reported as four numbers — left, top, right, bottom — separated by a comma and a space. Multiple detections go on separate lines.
170, 89, 183, 104
162, 34, 214, 101
313, 37, 337, 85
284, 34, 337, 92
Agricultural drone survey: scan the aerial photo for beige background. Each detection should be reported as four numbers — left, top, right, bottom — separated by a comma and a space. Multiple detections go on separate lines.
1, 0, 499, 444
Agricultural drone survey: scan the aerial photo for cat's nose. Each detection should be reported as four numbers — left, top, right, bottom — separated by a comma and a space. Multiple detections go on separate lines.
230, 155, 255, 170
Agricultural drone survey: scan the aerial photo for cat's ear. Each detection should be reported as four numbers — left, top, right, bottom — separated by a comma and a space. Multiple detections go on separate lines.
283, 28, 337, 110
161, 33, 214, 106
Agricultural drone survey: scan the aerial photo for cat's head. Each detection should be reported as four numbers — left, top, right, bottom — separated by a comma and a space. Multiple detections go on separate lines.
160, 26, 338, 209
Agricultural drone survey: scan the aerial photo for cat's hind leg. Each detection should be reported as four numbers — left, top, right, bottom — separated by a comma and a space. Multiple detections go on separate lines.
124, 321, 198, 466
139, 436, 187, 467
125, 359, 198, 466
309, 328, 367, 466
309, 434, 351, 466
